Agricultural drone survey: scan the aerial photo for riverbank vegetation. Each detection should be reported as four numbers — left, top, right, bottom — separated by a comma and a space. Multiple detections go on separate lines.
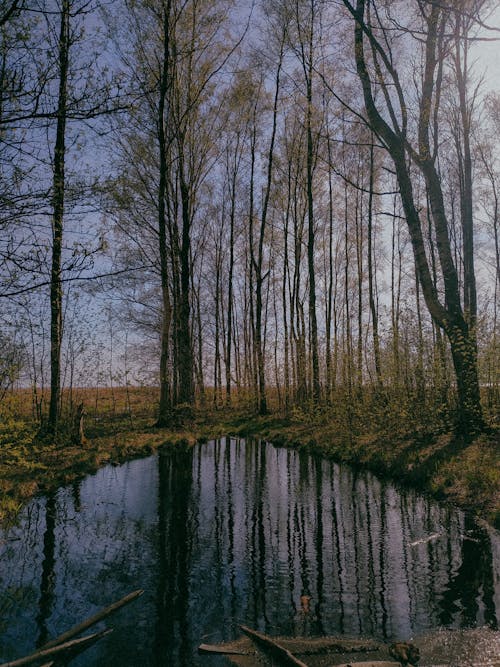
0, 387, 498, 528
0, 1, 499, 527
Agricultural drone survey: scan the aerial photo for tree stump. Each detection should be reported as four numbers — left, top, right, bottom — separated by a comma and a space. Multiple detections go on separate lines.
73, 402, 86, 446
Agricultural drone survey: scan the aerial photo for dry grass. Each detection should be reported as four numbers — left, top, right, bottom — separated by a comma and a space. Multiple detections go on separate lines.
2, 385, 159, 424
0, 386, 499, 528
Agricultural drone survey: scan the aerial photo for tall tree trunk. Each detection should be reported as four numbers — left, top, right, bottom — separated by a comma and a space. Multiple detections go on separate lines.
453, 9, 477, 330
478, 146, 500, 412
391, 198, 401, 391
343, 181, 353, 405
48, 0, 70, 435
305, 48, 320, 402
214, 241, 222, 408
177, 160, 194, 404
248, 118, 259, 409
367, 139, 382, 387
355, 178, 363, 396
225, 146, 238, 406
415, 272, 425, 405
194, 271, 206, 406
253, 38, 284, 415
156, 0, 172, 426
325, 135, 335, 401
282, 161, 292, 412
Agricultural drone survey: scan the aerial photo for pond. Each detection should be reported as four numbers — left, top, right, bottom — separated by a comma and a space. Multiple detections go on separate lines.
0, 437, 499, 665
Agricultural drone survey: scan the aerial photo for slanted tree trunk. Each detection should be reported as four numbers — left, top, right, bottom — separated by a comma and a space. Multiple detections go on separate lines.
344, 0, 484, 433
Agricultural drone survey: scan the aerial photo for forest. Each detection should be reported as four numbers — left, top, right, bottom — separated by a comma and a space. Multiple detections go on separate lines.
0, 0, 499, 512
1, 2, 500, 665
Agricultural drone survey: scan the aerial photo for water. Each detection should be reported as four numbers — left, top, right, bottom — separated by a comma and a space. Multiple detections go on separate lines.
0, 437, 498, 666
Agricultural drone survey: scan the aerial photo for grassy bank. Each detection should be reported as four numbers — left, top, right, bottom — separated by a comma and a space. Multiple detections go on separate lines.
230, 412, 500, 528
0, 389, 498, 528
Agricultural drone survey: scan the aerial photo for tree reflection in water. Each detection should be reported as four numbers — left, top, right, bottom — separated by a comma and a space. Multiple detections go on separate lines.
0, 437, 498, 666
155, 446, 193, 667
36, 493, 56, 647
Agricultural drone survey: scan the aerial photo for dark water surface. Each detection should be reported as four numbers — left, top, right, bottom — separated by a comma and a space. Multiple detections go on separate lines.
0, 438, 499, 665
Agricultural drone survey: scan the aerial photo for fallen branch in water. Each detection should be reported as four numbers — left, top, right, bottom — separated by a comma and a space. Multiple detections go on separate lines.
0, 590, 144, 667
41, 588, 144, 650
409, 533, 441, 547
0, 629, 112, 667
332, 663, 401, 667
239, 625, 308, 667
199, 635, 383, 656
198, 643, 248, 655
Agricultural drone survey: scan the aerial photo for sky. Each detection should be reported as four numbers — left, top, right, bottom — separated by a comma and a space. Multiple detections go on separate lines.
471, 5, 500, 94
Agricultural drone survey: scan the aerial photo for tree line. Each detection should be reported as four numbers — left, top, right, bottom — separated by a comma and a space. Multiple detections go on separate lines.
0, 0, 499, 437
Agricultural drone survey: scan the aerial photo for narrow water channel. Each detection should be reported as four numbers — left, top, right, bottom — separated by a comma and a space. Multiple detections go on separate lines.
0, 437, 499, 665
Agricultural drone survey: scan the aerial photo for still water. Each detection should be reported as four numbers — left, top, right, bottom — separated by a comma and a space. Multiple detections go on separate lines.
0, 438, 499, 665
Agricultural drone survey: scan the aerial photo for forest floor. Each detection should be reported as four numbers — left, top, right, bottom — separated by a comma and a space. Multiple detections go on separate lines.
0, 387, 498, 528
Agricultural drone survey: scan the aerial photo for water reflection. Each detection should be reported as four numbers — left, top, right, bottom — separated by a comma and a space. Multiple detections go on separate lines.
0, 437, 498, 666
36, 493, 56, 647
155, 447, 193, 667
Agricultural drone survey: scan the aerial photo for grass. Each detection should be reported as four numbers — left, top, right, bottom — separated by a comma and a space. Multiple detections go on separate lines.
0, 387, 498, 528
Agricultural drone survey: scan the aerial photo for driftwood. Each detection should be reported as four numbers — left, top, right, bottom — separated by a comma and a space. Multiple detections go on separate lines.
273, 637, 383, 655
41, 588, 144, 650
240, 625, 309, 667
332, 663, 401, 667
199, 643, 248, 656
199, 636, 383, 657
211, 630, 409, 667
201, 628, 500, 667
331, 664, 500, 667
0, 589, 143, 667
0, 629, 112, 667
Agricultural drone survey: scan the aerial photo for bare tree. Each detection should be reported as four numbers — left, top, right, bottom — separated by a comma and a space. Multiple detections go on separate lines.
340, 0, 486, 433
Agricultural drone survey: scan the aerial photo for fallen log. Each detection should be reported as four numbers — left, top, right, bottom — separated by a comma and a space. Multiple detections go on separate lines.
240, 625, 308, 667
198, 643, 249, 655
41, 588, 144, 650
198, 636, 383, 656
202, 627, 500, 667
332, 663, 401, 667
0, 629, 112, 667
346, 663, 408, 667
280, 637, 383, 655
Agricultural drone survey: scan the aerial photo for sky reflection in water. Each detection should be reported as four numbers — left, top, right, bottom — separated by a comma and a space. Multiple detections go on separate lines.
0, 437, 498, 666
